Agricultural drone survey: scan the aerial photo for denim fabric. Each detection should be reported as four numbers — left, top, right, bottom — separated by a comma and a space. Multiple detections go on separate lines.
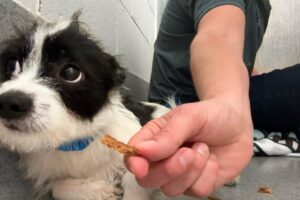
159, 64, 300, 132
250, 64, 300, 132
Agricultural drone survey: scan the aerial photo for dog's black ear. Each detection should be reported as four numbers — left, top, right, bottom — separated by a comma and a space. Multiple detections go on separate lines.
110, 57, 126, 85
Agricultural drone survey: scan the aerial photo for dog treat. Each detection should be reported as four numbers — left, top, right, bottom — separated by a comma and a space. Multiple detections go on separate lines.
101, 134, 139, 155
258, 186, 273, 194
207, 196, 221, 200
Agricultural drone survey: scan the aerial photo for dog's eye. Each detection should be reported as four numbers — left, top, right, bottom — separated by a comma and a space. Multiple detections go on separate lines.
6, 58, 21, 78
60, 64, 83, 83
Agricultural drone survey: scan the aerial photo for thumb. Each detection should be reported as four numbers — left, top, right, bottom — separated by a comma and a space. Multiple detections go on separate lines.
130, 106, 207, 161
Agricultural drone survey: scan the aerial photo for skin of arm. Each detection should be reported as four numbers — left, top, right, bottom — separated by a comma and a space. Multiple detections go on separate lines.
190, 5, 253, 145
125, 5, 254, 198
191, 5, 249, 112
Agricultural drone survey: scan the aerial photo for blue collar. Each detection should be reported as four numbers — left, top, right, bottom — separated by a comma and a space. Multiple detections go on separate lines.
57, 137, 95, 152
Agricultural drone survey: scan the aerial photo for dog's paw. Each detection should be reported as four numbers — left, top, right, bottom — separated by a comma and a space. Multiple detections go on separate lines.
97, 183, 123, 200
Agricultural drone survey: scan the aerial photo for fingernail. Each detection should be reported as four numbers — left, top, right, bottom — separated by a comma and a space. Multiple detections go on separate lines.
195, 143, 208, 156
179, 149, 194, 167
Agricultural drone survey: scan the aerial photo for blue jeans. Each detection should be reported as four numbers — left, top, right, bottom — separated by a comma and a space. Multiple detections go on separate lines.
160, 64, 300, 132
250, 64, 300, 132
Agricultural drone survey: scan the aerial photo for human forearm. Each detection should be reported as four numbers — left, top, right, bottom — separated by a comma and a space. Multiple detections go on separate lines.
126, 6, 254, 198
190, 33, 250, 111
190, 5, 250, 115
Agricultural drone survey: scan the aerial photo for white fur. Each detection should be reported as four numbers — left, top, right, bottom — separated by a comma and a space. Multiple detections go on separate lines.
0, 18, 171, 200
0, 84, 168, 199
3, 87, 168, 199
142, 102, 170, 119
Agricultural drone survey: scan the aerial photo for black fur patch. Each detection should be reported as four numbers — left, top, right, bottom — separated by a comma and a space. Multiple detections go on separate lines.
122, 95, 155, 126
0, 24, 36, 81
40, 19, 125, 120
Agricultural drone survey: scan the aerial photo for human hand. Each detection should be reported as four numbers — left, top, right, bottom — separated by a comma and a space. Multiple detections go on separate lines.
125, 99, 253, 197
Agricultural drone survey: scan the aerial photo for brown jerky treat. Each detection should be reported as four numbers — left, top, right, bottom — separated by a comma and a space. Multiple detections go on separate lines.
101, 134, 139, 155
207, 196, 221, 200
258, 186, 273, 194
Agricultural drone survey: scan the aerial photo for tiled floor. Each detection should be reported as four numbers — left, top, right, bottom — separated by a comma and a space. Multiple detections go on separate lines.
0, 147, 299, 200
154, 157, 300, 200
213, 157, 300, 200
0, 149, 32, 200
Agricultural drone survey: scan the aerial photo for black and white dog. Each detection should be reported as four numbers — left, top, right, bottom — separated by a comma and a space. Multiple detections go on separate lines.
0, 13, 169, 200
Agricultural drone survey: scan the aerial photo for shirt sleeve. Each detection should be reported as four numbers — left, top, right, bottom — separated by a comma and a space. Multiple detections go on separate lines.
193, 0, 246, 30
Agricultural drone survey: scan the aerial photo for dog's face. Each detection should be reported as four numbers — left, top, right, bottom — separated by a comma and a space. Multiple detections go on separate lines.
0, 14, 125, 152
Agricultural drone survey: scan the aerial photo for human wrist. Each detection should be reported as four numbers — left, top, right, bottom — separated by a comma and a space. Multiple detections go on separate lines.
197, 61, 250, 113
202, 90, 249, 108
201, 92, 253, 128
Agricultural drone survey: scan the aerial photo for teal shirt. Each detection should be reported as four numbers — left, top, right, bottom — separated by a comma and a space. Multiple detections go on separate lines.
149, 0, 271, 103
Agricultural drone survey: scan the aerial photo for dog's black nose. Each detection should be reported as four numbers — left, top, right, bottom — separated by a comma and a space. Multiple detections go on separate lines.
0, 91, 33, 119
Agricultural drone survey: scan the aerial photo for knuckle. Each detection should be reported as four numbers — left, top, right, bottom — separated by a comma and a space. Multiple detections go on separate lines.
160, 185, 181, 197
193, 154, 208, 171
163, 148, 194, 178
199, 188, 213, 197
190, 185, 213, 197
136, 178, 152, 189
164, 163, 183, 178
145, 119, 164, 133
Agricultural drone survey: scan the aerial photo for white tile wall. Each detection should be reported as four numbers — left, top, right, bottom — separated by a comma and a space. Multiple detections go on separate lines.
14, 0, 39, 13
120, 0, 133, 15
148, 0, 157, 17
38, 0, 118, 55
0, 0, 37, 45
117, 0, 156, 80
253, 0, 300, 72
132, 0, 155, 44
14, 0, 159, 82
12, 0, 300, 81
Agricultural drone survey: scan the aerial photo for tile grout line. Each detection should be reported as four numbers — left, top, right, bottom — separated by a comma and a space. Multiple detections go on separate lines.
146, 0, 155, 16
118, 0, 151, 45
35, 0, 41, 15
